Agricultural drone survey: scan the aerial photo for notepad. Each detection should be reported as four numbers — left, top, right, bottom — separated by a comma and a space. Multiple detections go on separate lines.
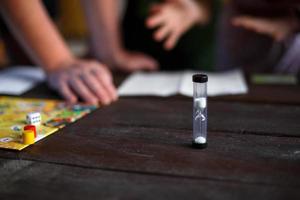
0, 66, 45, 95
118, 69, 248, 97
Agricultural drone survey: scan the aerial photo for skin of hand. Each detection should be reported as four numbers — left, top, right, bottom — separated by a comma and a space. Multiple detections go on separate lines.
47, 59, 118, 105
0, 0, 118, 105
146, 0, 210, 50
107, 49, 159, 72
81, 0, 158, 72
232, 15, 299, 42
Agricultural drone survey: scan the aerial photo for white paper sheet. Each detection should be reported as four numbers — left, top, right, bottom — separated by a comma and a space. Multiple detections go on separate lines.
0, 66, 45, 95
179, 69, 248, 97
118, 69, 248, 97
118, 72, 182, 97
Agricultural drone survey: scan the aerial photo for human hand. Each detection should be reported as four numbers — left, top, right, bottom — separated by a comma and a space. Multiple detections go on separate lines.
232, 15, 299, 42
146, 0, 209, 50
47, 59, 118, 105
110, 50, 158, 72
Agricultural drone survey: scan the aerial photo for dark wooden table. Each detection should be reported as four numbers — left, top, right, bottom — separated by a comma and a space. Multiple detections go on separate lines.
0, 75, 300, 200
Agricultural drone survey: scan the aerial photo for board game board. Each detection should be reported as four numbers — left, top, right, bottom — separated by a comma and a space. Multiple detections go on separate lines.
0, 96, 97, 151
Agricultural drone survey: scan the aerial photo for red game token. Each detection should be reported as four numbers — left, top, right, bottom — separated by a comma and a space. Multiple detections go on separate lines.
24, 125, 37, 138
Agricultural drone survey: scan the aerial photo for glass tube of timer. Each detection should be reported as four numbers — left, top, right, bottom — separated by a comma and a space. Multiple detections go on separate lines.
192, 74, 208, 148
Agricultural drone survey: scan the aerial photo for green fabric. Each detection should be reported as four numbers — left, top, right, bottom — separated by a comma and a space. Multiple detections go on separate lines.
122, 0, 221, 71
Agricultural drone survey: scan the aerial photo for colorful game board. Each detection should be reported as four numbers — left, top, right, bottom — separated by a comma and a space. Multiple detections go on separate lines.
0, 96, 97, 150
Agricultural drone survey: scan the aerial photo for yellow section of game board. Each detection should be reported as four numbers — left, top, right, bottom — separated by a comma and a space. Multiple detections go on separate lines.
0, 96, 95, 151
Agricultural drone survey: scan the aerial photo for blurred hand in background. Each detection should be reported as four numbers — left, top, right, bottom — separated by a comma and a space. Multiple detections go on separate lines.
107, 50, 158, 73
146, 0, 210, 50
82, 0, 158, 72
232, 15, 299, 42
0, 0, 118, 105
232, 13, 300, 74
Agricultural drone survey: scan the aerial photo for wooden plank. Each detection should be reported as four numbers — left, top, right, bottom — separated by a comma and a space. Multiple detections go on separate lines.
0, 122, 299, 187
213, 84, 300, 105
48, 98, 300, 137
0, 158, 299, 200
1, 75, 299, 198
21, 86, 300, 137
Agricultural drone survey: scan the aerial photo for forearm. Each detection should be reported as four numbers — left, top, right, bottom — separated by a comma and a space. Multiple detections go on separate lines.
0, 0, 74, 72
81, 0, 123, 62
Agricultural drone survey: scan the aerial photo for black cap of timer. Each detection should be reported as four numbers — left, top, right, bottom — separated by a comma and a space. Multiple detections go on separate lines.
193, 74, 208, 83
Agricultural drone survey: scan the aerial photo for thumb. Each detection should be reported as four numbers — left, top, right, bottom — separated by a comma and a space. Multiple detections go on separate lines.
135, 55, 159, 71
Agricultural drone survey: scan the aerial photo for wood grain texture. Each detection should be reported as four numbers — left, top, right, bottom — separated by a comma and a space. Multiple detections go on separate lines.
0, 74, 299, 199
23, 83, 300, 136
0, 158, 299, 200
0, 104, 299, 186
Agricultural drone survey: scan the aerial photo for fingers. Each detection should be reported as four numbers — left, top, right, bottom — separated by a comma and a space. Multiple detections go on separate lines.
81, 72, 112, 105
233, 17, 255, 28
115, 50, 159, 72
232, 16, 283, 40
69, 76, 99, 105
47, 73, 78, 104
96, 63, 113, 83
47, 60, 119, 106
72, 61, 117, 105
149, 15, 181, 50
164, 30, 180, 50
136, 55, 159, 71
57, 79, 77, 104
127, 53, 158, 71
232, 16, 269, 34
77, 62, 118, 105
93, 65, 118, 102
154, 25, 171, 41
146, 13, 165, 29
146, 3, 184, 50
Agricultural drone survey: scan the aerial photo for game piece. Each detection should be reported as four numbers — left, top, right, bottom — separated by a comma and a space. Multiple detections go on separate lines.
23, 130, 35, 145
24, 125, 37, 138
26, 112, 41, 126
192, 74, 208, 149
